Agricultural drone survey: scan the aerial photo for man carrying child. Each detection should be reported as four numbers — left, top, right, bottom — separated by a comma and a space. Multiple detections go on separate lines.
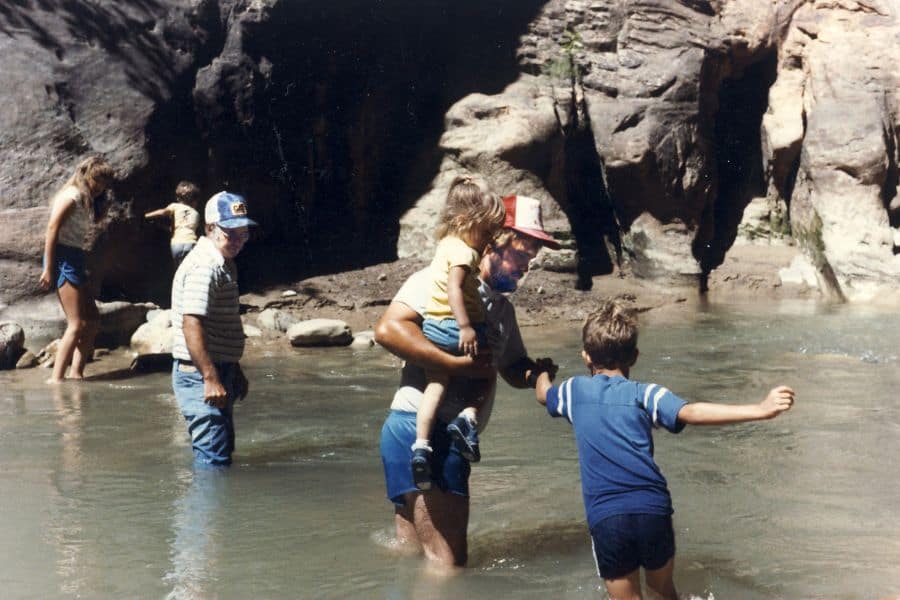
376, 192, 561, 568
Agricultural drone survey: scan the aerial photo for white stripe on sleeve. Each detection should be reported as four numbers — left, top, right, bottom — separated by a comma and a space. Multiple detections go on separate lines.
563, 378, 574, 423
556, 378, 567, 417
652, 386, 668, 427
643, 383, 657, 409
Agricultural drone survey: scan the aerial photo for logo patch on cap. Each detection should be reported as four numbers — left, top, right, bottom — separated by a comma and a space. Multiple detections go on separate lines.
513, 196, 543, 230
230, 202, 247, 216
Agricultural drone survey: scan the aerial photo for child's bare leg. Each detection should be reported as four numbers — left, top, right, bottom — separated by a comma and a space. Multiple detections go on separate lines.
417, 372, 448, 445
603, 569, 642, 600
411, 372, 448, 491
644, 558, 677, 600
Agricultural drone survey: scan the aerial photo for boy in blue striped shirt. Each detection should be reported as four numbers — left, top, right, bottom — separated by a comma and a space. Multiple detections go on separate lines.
535, 299, 794, 599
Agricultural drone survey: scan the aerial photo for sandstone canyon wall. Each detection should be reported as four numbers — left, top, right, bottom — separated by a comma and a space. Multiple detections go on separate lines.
1, 0, 897, 306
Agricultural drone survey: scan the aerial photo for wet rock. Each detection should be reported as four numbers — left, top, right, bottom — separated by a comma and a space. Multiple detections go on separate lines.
531, 248, 578, 273
258, 308, 299, 333
287, 319, 353, 347
351, 331, 376, 348
0, 322, 26, 369
130, 310, 173, 355
15, 350, 38, 369
37, 339, 59, 369
97, 301, 159, 347
779, 255, 819, 289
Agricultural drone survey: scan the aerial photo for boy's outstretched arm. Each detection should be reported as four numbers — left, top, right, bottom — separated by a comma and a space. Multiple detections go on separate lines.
534, 371, 554, 406
677, 385, 795, 425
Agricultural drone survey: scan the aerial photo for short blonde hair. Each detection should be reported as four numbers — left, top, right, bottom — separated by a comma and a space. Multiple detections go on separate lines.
434, 176, 506, 245
582, 299, 639, 369
175, 181, 200, 205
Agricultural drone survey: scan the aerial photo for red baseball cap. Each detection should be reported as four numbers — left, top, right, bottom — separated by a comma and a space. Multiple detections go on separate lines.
502, 195, 561, 249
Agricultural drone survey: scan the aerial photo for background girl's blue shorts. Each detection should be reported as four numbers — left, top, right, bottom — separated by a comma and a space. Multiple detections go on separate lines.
380, 410, 470, 505
45, 244, 87, 289
590, 513, 675, 579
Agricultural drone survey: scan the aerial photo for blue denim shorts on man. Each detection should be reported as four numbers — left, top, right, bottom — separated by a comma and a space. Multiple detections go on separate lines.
172, 360, 238, 467
380, 410, 470, 505
590, 513, 676, 580
422, 319, 488, 355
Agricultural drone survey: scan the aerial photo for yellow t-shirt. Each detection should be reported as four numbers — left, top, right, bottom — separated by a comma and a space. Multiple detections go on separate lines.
424, 236, 485, 323
168, 202, 200, 245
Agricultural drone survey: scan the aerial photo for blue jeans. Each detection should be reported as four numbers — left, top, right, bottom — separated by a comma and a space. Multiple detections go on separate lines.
172, 360, 238, 467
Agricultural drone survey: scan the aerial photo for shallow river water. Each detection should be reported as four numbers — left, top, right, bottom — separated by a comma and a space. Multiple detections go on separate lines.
1, 299, 898, 599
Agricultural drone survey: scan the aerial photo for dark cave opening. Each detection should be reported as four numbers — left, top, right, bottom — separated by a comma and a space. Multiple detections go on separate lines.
557, 95, 620, 289
103, 1, 550, 303
697, 52, 778, 289
217, 0, 548, 291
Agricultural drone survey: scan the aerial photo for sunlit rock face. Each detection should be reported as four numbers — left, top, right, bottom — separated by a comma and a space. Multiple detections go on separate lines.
1, 0, 897, 305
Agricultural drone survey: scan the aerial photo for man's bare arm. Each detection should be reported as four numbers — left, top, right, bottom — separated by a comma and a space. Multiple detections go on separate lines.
183, 315, 228, 408
374, 301, 493, 379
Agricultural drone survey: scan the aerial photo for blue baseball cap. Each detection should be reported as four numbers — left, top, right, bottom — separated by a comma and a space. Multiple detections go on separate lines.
204, 191, 258, 229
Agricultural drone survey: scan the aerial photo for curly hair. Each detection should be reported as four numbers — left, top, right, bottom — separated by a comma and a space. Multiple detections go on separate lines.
434, 176, 506, 247
582, 299, 639, 369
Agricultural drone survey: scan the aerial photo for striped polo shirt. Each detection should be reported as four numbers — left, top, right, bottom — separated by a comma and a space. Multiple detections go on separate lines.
171, 236, 245, 363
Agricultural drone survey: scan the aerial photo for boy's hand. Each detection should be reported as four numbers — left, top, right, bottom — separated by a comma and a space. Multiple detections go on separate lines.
759, 385, 795, 419
458, 325, 478, 357
534, 357, 558, 381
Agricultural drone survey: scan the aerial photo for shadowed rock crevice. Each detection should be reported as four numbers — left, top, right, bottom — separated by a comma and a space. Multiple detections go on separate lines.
552, 83, 620, 289
197, 0, 549, 293
697, 51, 777, 290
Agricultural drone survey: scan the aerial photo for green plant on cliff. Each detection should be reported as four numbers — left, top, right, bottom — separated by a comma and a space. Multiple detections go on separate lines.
794, 211, 827, 269
542, 28, 583, 81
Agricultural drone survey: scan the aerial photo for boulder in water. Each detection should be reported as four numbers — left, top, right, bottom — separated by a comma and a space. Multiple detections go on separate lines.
0, 321, 26, 369
287, 319, 353, 347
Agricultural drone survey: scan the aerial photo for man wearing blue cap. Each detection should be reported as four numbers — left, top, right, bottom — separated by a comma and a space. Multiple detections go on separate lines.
170, 191, 257, 467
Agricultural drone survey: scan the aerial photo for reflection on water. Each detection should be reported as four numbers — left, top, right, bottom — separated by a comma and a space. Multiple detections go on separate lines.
0, 300, 897, 598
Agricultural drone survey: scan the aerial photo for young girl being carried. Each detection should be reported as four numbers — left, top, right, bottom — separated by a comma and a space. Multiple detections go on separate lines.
411, 176, 506, 489
39, 156, 116, 383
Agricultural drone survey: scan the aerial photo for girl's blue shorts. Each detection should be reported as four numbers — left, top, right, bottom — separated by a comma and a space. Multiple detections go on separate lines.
45, 244, 87, 289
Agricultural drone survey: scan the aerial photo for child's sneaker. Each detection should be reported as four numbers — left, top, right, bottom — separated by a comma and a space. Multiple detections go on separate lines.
447, 416, 481, 463
411, 447, 432, 490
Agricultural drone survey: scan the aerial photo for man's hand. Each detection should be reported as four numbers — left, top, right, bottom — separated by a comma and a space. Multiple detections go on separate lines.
458, 325, 478, 357
759, 385, 795, 419
533, 357, 558, 381
526, 357, 559, 388
203, 374, 228, 409
234, 365, 249, 401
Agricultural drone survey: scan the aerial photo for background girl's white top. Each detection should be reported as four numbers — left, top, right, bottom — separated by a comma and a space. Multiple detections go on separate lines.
53, 185, 92, 250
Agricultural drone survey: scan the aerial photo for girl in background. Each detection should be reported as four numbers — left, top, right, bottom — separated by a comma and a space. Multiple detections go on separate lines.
144, 180, 202, 269
39, 156, 115, 383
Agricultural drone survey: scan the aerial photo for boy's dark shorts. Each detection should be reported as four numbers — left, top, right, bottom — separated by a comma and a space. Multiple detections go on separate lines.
590, 513, 675, 580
